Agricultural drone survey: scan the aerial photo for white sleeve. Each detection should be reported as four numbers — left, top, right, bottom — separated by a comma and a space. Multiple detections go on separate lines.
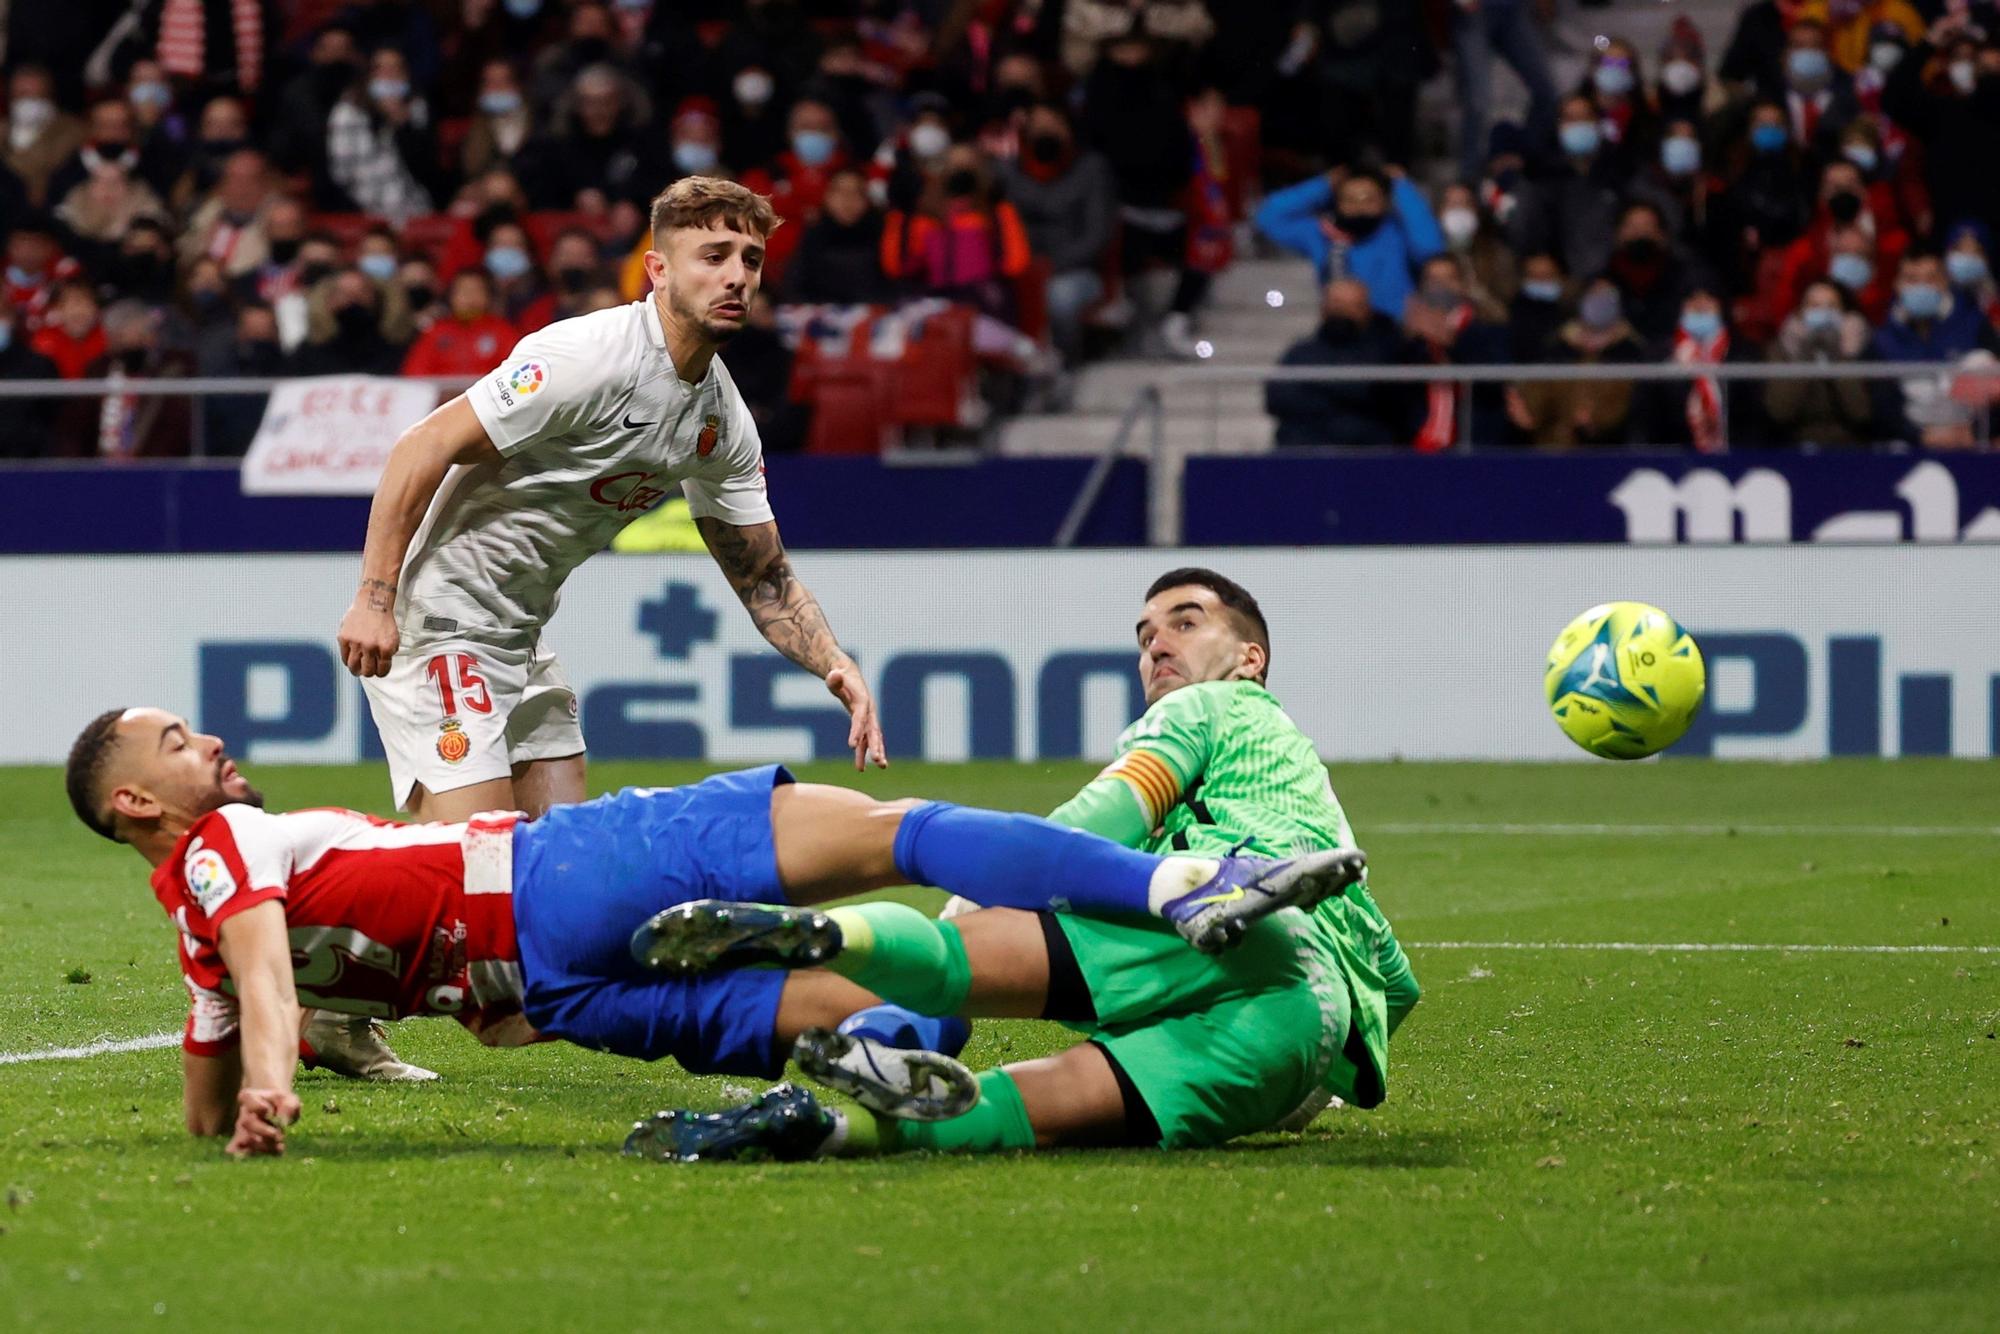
681, 374, 775, 526
465, 321, 616, 457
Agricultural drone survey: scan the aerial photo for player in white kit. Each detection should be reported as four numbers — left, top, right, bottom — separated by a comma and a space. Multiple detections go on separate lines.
338, 176, 885, 826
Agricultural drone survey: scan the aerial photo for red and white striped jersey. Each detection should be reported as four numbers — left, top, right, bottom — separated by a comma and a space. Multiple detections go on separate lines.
147, 804, 522, 1055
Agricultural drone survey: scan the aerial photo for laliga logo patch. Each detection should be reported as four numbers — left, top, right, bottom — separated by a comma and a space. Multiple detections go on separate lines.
184, 846, 237, 915
436, 718, 472, 765
697, 413, 720, 457
508, 359, 548, 397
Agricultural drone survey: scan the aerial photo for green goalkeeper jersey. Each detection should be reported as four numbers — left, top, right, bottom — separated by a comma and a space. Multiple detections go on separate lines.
1048, 679, 1418, 1108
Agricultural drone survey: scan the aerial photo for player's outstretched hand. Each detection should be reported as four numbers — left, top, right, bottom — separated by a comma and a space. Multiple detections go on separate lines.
825, 664, 888, 770
337, 599, 400, 678
225, 1088, 301, 1158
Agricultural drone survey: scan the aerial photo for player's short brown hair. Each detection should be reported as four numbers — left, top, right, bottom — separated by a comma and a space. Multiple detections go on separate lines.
648, 176, 780, 245
66, 708, 129, 842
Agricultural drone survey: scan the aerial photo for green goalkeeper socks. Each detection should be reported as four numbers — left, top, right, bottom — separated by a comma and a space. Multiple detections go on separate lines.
828, 1069, 1037, 1156
823, 902, 973, 1017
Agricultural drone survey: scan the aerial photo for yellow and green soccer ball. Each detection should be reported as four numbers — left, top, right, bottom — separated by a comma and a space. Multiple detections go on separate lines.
1545, 602, 1706, 759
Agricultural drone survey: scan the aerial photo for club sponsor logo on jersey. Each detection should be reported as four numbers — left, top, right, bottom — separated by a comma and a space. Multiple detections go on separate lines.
697, 413, 720, 457
436, 718, 472, 765
589, 469, 670, 513
184, 845, 237, 915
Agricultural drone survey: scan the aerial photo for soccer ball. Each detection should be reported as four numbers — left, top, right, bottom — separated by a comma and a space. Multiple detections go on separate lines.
1544, 602, 1706, 760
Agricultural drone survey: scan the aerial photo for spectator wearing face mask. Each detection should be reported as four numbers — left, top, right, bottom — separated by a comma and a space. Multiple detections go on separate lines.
106, 218, 181, 310
1434, 182, 1516, 310
1720, 0, 1806, 97
45, 99, 175, 217
171, 96, 253, 213
1633, 287, 1762, 451
1508, 276, 1644, 448
269, 25, 363, 208
1581, 38, 1658, 179
1509, 96, 1626, 283
741, 98, 852, 285
1834, 117, 1929, 243
1774, 18, 1859, 165
1882, 16, 2000, 257
462, 58, 537, 180
1508, 251, 1569, 363
787, 166, 894, 305
874, 93, 957, 213
1265, 277, 1417, 449
1258, 164, 1443, 320
1765, 163, 1906, 331
1402, 253, 1511, 451
883, 146, 1031, 323
1605, 201, 1709, 351
69, 298, 193, 459
326, 47, 439, 224
478, 218, 555, 333
1711, 102, 1812, 306
1869, 249, 1999, 447
1629, 118, 1725, 258
721, 66, 787, 175
294, 268, 408, 376
0, 293, 59, 457
1654, 20, 1725, 129
123, 59, 189, 181
401, 268, 518, 377
998, 102, 1115, 367
1764, 279, 1876, 448
1820, 0, 1924, 74
665, 97, 726, 179
1, 66, 83, 208
1941, 221, 1999, 323
544, 228, 608, 322
198, 302, 283, 456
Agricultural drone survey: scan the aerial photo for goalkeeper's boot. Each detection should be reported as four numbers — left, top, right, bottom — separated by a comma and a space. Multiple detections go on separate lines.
1160, 848, 1369, 954
624, 1083, 835, 1164
630, 901, 841, 975
300, 1011, 440, 1082
792, 1026, 977, 1122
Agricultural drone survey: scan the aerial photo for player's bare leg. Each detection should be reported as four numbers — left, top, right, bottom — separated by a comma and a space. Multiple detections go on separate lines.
765, 782, 917, 899
409, 776, 517, 824
509, 753, 586, 819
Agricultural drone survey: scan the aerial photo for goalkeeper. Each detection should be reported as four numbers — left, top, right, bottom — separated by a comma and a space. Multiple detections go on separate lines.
626, 568, 1419, 1161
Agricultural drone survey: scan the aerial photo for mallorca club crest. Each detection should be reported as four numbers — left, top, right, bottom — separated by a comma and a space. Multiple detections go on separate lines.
436, 718, 472, 765
697, 412, 720, 457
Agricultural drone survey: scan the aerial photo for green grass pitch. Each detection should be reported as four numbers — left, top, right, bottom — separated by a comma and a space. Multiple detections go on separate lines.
1, 759, 1994, 1332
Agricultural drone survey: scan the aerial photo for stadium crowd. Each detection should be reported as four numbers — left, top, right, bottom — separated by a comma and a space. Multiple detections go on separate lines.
0, 0, 1998, 456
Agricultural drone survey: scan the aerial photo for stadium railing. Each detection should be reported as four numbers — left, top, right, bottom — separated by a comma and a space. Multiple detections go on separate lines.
0, 364, 1990, 550
1055, 359, 2000, 545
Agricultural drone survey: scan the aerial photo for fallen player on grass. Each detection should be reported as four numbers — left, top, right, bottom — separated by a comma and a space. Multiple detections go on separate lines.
62, 705, 1362, 1157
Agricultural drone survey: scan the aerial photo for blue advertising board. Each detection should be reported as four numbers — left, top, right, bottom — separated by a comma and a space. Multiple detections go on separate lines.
1182, 453, 2000, 545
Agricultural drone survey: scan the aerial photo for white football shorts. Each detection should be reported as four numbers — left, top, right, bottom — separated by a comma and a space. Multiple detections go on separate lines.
360, 636, 585, 810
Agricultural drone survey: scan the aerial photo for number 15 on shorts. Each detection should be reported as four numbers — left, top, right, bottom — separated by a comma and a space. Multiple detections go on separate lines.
426, 654, 493, 719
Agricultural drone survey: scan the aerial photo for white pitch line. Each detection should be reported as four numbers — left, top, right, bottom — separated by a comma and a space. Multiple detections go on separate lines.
1413, 940, 2000, 955
0, 1032, 180, 1066
1373, 822, 1999, 838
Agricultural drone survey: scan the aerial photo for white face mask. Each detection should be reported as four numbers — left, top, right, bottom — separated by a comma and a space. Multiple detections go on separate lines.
1440, 207, 1479, 247
734, 71, 774, 107
1660, 59, 1703, 97
908, 122, 950, 159
10, 96, 54, 129
1951, 60, 1978, 94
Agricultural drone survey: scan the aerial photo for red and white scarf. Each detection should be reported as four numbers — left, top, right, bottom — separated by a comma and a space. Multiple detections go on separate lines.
1673, 325, 1730, 453
1414, 304, 1476, 454
157, 0, 263, 93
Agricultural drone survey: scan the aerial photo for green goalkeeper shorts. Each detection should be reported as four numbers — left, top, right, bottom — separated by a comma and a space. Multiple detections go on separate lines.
1053, 909, 1350, 1149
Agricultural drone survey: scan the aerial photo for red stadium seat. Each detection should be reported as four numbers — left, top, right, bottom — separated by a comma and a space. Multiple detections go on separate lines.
1013, 255, 1051, 344
524, 211, 590, 259
892, 306, 975, 427
1221, 106, 1262, 213
308, 212, 374, 255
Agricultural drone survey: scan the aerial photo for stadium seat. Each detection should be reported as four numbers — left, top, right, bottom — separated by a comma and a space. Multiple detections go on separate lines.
1013, 256, 1052, 344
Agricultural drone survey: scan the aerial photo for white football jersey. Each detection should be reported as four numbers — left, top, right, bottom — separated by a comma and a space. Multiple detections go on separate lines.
396, 299, 773, 648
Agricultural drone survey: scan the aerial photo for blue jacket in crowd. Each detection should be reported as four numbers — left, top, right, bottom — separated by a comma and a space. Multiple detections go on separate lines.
1255, 174, 1445, 319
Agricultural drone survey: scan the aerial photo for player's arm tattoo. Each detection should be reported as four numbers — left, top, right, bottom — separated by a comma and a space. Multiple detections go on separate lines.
697, 517, 850, 677
360, 578, 397, 613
